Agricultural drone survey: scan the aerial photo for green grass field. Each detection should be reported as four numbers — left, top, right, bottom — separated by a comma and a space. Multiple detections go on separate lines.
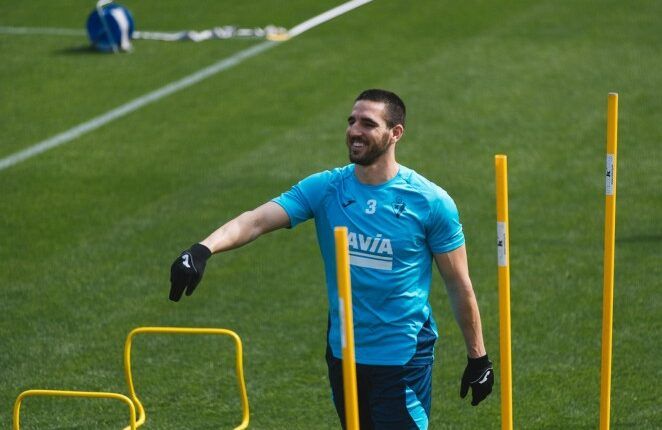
1, 0, 661, 428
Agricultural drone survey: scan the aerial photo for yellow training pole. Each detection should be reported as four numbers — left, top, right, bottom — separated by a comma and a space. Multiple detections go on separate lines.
13, 389, 136, 430
599, 92, 618, 430
334, 227, 360, 430
123, 327, 250, 430
495, 155, 513, 430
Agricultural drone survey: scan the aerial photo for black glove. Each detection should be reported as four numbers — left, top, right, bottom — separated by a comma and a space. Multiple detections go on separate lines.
169, 243, 212, 302
460, 354, 494, 406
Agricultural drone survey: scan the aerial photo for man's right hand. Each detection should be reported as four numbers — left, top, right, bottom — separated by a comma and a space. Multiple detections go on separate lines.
169, 243, 212, 301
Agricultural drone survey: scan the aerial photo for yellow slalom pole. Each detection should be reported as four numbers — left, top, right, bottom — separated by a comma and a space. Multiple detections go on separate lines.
334, 226, 360, 430
495, 155, 513, 430
599, 92, 618, 430
13, 389, 137, 430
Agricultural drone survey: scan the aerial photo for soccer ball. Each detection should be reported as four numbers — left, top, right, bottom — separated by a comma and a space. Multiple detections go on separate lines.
86, 1, 135, 52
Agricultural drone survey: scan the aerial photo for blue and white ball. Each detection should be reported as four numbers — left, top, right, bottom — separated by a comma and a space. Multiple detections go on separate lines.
86, 3, 135, 52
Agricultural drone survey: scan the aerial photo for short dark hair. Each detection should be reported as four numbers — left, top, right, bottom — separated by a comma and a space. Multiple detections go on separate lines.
355, 89, 406, 128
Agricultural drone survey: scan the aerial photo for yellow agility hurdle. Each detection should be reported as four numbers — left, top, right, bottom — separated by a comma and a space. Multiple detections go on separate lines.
123, 327, 250, 430
13, 389, 137, 430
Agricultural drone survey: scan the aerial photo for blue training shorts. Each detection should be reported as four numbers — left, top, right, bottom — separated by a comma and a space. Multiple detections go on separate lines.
326, 347, 432, 430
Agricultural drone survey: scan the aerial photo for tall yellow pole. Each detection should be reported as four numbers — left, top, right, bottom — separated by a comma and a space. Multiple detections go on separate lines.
495, 155, 513, 430
600, 92, 618, 430
334, 226, 360, 430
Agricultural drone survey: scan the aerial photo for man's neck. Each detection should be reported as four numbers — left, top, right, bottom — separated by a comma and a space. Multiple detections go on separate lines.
354, 158, 399, 185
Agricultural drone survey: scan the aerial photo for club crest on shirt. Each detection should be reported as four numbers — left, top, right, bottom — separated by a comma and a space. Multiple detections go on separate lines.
391, 197, 406, 218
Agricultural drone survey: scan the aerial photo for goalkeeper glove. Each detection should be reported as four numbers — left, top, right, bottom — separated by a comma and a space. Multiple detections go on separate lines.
460, 354, 494, 406
169, 243, 212, 301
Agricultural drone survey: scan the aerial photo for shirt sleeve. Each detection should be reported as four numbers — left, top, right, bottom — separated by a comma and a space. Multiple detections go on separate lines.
426, 188, 465, 254
272, 170, 332, 228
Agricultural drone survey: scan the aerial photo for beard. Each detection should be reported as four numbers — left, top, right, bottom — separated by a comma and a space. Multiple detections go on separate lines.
348, 134, 392, 166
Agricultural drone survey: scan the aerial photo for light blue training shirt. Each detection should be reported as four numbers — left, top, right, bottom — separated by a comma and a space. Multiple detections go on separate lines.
273, 164, 464, 365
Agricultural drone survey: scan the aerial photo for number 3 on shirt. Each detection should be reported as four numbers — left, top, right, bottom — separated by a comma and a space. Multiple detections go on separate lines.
365, 199, 377, 215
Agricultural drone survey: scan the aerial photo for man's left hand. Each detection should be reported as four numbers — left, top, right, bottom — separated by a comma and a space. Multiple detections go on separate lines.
460, 354, 494, 406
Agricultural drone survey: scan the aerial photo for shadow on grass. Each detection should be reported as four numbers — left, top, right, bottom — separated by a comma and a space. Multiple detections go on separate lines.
54, 45, 106, 56
616, 234, 662, 244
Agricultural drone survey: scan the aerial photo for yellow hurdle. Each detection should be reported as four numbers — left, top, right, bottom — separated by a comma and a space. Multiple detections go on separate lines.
123, 327, 250, 430
599, 93, 618, 430
13, 389, 137, 430
495, 155, 513, 430
334, 227, 360, 430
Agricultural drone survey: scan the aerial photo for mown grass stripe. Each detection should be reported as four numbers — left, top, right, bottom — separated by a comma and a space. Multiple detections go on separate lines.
0, 0, 373, 172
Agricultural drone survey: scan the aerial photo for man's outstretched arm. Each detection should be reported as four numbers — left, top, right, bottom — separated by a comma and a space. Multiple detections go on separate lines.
169, 201, 290, 301
200, 201, 291, 253
434, 245, 494, 406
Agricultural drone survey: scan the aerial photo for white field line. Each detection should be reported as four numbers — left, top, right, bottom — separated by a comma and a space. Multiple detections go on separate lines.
287, 0, 373, 37
0, 0, 374, 39
0, 25, 85, 36
0, 40, 277, 171
0, 0, 373, 172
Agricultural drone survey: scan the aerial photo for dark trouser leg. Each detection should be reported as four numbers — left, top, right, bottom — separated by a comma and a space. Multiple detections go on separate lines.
327, 347, 374, 429
367, 364, 431, 430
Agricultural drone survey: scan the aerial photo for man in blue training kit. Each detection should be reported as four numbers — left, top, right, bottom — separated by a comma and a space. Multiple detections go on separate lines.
170, 89, 494, 429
